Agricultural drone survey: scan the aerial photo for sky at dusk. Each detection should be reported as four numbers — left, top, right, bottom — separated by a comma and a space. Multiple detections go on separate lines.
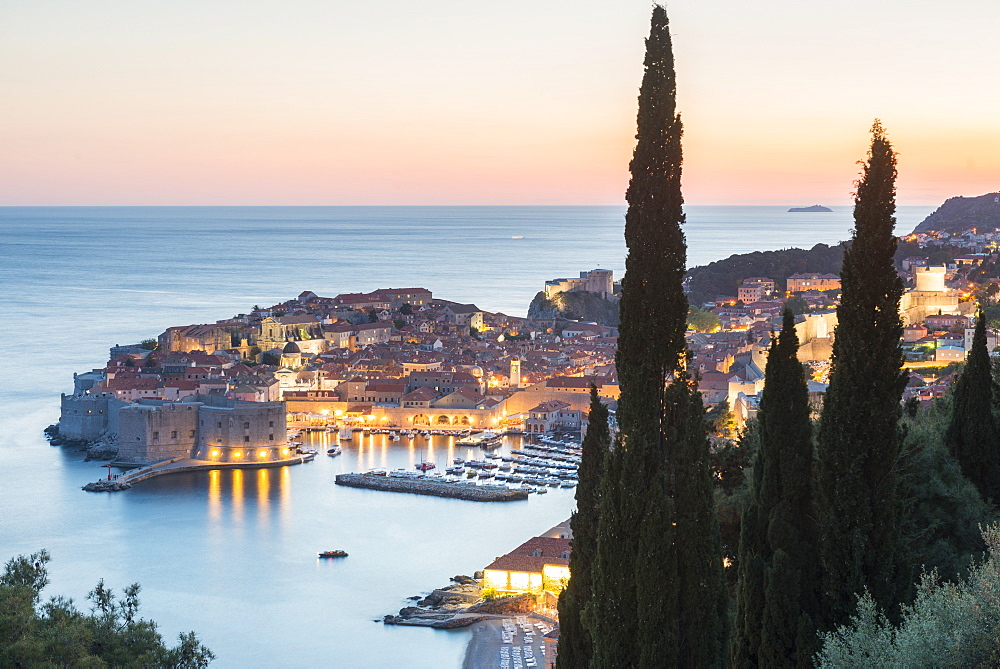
2, 0, 998, 206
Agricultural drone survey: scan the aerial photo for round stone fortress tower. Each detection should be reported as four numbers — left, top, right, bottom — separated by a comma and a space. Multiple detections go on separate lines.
913, 265, 946, 292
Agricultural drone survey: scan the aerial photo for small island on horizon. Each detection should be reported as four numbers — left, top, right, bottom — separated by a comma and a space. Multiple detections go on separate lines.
788, 204, 833, 212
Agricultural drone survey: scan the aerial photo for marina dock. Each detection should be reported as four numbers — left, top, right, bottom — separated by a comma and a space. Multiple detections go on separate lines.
335, 473, 529, 502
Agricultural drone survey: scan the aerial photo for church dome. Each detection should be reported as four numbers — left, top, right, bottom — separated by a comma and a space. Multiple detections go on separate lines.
282, 341, 301, 354
470, 365, 484, 378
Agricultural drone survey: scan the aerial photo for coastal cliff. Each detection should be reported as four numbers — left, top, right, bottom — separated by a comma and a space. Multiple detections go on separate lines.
913, 192, 1000, 234
527, 291, 620, 327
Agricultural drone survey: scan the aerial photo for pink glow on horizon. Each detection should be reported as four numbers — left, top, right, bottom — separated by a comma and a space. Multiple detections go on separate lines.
1, 1, 997, 206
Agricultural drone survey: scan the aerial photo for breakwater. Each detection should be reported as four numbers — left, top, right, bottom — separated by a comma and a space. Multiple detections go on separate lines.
82, 454, 313, 492
335, 473, 529, 502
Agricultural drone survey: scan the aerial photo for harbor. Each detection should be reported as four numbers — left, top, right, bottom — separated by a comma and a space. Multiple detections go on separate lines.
335, 472, 530, 502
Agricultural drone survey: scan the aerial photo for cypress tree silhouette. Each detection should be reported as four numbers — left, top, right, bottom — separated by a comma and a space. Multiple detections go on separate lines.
732, 310, 820, 666
814, 120, 907, 629
556, 385, 610, 669
946, 309, 1000, 502
585, 6, 728, 667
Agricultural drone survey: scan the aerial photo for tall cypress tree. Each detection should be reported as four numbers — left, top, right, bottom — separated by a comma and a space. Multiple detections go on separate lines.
585, 6, 728, 667
556, 385, 610, 669
814, 120, 907, 629
732, 309, 820, 667
946, 309, 1000, 502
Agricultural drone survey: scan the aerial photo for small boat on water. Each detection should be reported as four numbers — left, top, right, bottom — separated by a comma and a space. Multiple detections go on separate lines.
318, 550, 348, 558
326, 446, 342, 457
415, 461, 436, 472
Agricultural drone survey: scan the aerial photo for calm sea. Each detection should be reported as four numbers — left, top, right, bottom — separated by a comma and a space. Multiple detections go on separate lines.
0, 205, 932, 667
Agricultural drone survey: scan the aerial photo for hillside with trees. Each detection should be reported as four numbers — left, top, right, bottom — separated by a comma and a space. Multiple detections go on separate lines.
684, 239, 968, 306
685, 243, 846, 305
912, 192, 1000, 234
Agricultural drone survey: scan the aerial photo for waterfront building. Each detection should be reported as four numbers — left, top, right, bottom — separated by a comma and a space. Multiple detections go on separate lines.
524, 401, 582, 434
116, 395, 288, 465
483, 537, 572, 596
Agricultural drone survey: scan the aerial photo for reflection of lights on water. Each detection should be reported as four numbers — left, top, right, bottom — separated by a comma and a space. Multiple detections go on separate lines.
279, 466, 291, 519
232, 469, 244, 525
208, 469, 221, 524
257, 469, 270, 525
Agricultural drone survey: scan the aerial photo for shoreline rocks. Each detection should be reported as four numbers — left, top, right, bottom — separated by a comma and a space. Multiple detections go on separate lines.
383, 577, 488, 629
82, 480, 131, 492
382, 613, 490, 629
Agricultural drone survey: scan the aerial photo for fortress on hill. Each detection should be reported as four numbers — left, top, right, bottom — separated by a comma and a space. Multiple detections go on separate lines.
543, 269, 614, 299
899, 265, 975, 325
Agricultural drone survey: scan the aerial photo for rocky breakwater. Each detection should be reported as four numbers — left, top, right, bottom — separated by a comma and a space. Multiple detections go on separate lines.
335, 473, 529, 502
82, 479, 131, 492
383, 575, 538, 629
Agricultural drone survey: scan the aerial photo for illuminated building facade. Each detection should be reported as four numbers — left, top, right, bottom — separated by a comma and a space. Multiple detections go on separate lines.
482, 537, 572, 595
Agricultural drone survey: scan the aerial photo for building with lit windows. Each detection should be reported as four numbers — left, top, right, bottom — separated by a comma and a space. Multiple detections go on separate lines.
482, 537, 572, 595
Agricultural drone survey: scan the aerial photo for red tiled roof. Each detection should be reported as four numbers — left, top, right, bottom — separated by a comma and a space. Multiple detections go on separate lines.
105, 377, 159, 391
529, 400, 571, 413
484, 537, 571, 572
401, 387, 437, 402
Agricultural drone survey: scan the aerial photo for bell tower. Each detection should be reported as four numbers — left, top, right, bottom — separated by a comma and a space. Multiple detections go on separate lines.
510, 358, 521, 389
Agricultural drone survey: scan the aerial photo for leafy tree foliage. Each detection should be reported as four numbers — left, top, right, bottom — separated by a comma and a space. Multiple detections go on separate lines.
685, 243, 846, 307
816, 525, 1000, 668
814, 121, 908, 629
557, 385, 610, 668
945, 310, 1000, 503
783, 294, 810, 315
139, 339, 158, 351
587, 7, 727, 667
733, 310, 820, 666
688, 304, 721, 332
898, 394, 997, 584
0, 550, 214, 667
713, 421, 758, 588
398, 303, 413, 315
705, 399, 737, 440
